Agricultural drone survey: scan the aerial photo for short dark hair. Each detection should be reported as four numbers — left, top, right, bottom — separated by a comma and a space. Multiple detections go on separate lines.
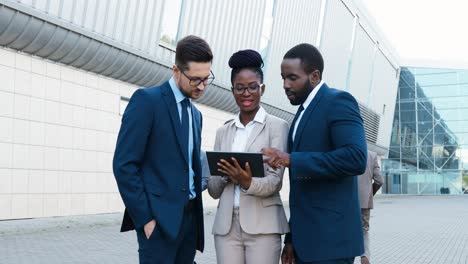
175, 35, 213, 71
228, 49, 264, 84
283, 43, 324, 77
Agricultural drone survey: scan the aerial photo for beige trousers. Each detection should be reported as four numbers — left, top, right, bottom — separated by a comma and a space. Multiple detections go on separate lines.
214, 208, 281, 264
361, 208, 371, 258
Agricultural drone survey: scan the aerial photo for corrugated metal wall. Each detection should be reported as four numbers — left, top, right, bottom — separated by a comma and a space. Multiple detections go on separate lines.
371, 50, 399, 148
320, 0, 354, 90
263, 0, 323, 113
177, 0, 265, 88
13, 0, 165, 58
348, 24, 375, 103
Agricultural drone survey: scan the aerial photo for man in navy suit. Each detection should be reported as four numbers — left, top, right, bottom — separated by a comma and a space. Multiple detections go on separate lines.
113, 35, 214, 264
263, 43, 367, 264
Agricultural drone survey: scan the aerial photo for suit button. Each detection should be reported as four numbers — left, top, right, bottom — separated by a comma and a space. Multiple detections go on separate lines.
181, 188, 187, 192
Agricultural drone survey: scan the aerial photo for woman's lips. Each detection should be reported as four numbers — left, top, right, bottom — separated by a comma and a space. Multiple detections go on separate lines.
241, 100, 254, 107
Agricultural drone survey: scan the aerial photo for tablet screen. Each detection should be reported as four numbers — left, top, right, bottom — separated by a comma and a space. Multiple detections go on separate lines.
205, 151, 265, 178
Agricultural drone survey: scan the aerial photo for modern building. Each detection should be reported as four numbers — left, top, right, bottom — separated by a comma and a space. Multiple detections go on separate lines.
0, 0, 400, 220
383, 65, 468, 195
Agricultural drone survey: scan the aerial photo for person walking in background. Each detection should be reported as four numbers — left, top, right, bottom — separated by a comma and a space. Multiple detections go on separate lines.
113, 35, 214, 264
262, 43, 367, 264
208, 49, 289, 264
357, 150, 384, 264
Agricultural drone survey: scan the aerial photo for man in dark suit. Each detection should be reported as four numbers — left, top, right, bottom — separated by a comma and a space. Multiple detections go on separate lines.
113, 35, 213, 264
262, 43, 367, 264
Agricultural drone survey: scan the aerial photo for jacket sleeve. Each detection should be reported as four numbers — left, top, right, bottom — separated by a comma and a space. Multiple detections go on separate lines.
112, 89, 153, 229
290, 92, 367, 182
245, 119, 289, 197
208, 127, 229, 199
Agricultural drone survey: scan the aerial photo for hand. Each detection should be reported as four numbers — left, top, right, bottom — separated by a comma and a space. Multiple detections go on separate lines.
281, 243, 295, 264
372, 182, 382, 195
144, 219, 156, 239
217, 158, 252, 190
262, 148, 290, 169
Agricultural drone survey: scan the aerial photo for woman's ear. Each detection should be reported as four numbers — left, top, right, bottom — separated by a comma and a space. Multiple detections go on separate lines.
260, 84, 265, 96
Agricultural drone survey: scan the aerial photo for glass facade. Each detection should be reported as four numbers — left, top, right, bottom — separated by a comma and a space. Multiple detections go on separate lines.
383, 67, 468, 195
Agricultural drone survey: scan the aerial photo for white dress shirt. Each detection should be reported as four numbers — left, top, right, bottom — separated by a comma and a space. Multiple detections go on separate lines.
231, 107, 266, 208
292, 80, 325, 141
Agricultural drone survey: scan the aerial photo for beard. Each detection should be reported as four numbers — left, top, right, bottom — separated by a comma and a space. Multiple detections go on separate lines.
285, 79, 314, 105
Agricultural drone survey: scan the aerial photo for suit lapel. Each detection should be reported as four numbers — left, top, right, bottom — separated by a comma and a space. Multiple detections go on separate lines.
245, 117, 267, 152
162, 83, 188, 164
293, 84, 328, 151
223, 122, 237, 152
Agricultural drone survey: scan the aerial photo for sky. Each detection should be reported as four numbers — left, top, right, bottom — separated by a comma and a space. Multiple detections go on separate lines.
360, 0, 468, 65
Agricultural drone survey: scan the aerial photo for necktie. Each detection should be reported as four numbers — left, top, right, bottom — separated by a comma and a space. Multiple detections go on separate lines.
181, 98, 190, 159
288, 104, 305, 151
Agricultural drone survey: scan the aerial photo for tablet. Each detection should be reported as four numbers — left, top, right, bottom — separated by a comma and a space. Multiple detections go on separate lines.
205, 151, 265, 178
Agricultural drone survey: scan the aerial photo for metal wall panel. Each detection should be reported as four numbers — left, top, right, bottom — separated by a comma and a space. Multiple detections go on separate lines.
262, 0, 323, 113
348, 24, 375, 103
371, 50, 399, 148
13, 0, 165, 57
320, 0, 354, 90
177, 0, 265, 88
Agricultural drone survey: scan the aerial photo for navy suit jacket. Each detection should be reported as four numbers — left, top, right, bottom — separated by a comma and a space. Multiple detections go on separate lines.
287, 83, 366, 262
113, 81, 205, 251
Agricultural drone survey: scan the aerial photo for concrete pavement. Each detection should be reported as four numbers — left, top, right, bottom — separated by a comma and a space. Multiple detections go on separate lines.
1, 195, 468, 264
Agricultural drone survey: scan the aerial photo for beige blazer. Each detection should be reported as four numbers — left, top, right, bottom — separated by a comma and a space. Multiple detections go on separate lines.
208, 114, 289, 235
358, 150, 384, 209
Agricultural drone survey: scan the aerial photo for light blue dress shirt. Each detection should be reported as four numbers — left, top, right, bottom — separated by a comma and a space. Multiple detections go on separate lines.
169, 78, 196, 199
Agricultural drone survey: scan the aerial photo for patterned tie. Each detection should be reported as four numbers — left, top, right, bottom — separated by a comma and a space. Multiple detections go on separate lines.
181, 98, 190, 159
288, 104, 305, 152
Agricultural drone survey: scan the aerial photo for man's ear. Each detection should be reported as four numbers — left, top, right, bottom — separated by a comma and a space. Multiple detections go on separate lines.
173, 64, 180, 79
310, 70, 321, 86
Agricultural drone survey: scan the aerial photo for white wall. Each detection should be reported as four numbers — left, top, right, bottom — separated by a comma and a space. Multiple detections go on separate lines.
0, 47, 133, 219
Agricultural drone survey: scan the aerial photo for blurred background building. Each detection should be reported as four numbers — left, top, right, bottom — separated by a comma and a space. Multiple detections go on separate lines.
0, 0, 401, 220
383, 66, 468, 195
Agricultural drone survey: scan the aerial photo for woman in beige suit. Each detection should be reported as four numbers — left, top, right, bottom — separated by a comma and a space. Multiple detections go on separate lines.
208, 50, 289, 264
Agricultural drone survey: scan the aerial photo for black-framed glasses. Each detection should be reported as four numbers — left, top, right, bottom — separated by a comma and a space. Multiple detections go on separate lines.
179, 68, 215, 86
231, 84, 263, 95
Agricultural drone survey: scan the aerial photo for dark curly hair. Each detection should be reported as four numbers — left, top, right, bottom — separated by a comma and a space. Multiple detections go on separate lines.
228, 49, 264, 84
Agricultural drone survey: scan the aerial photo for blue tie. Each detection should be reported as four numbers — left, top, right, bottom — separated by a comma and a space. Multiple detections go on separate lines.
181, 98, 190, 159
288, 104, 305, 152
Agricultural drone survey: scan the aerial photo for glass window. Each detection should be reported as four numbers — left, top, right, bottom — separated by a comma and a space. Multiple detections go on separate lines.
160, 0, 183, 47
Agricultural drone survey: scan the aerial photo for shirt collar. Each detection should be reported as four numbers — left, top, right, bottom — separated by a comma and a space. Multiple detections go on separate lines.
169, 77, 189, 104
301, 80, 324, 110
234, 106, 267, 128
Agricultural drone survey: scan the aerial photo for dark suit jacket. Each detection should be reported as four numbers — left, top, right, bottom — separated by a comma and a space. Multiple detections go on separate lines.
287, 83, 366, 262
113, 81, 204, 251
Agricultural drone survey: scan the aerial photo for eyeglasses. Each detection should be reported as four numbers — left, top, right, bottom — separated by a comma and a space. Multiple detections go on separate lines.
179, 68, 215, 86
231, 84, 263, 95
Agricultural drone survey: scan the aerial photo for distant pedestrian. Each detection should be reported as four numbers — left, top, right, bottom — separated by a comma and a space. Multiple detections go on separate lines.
357, 150, 384, 264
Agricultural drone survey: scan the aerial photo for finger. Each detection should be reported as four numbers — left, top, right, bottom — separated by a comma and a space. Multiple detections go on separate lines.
231, 158, 243, 170
245, 162, 252, 175
217, 168, 230, 175
273, 159, 282, 169
261, 148, 271, 155
218, 161, 235, 173
219, 159, 232, 168
261, 148, 275, 156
